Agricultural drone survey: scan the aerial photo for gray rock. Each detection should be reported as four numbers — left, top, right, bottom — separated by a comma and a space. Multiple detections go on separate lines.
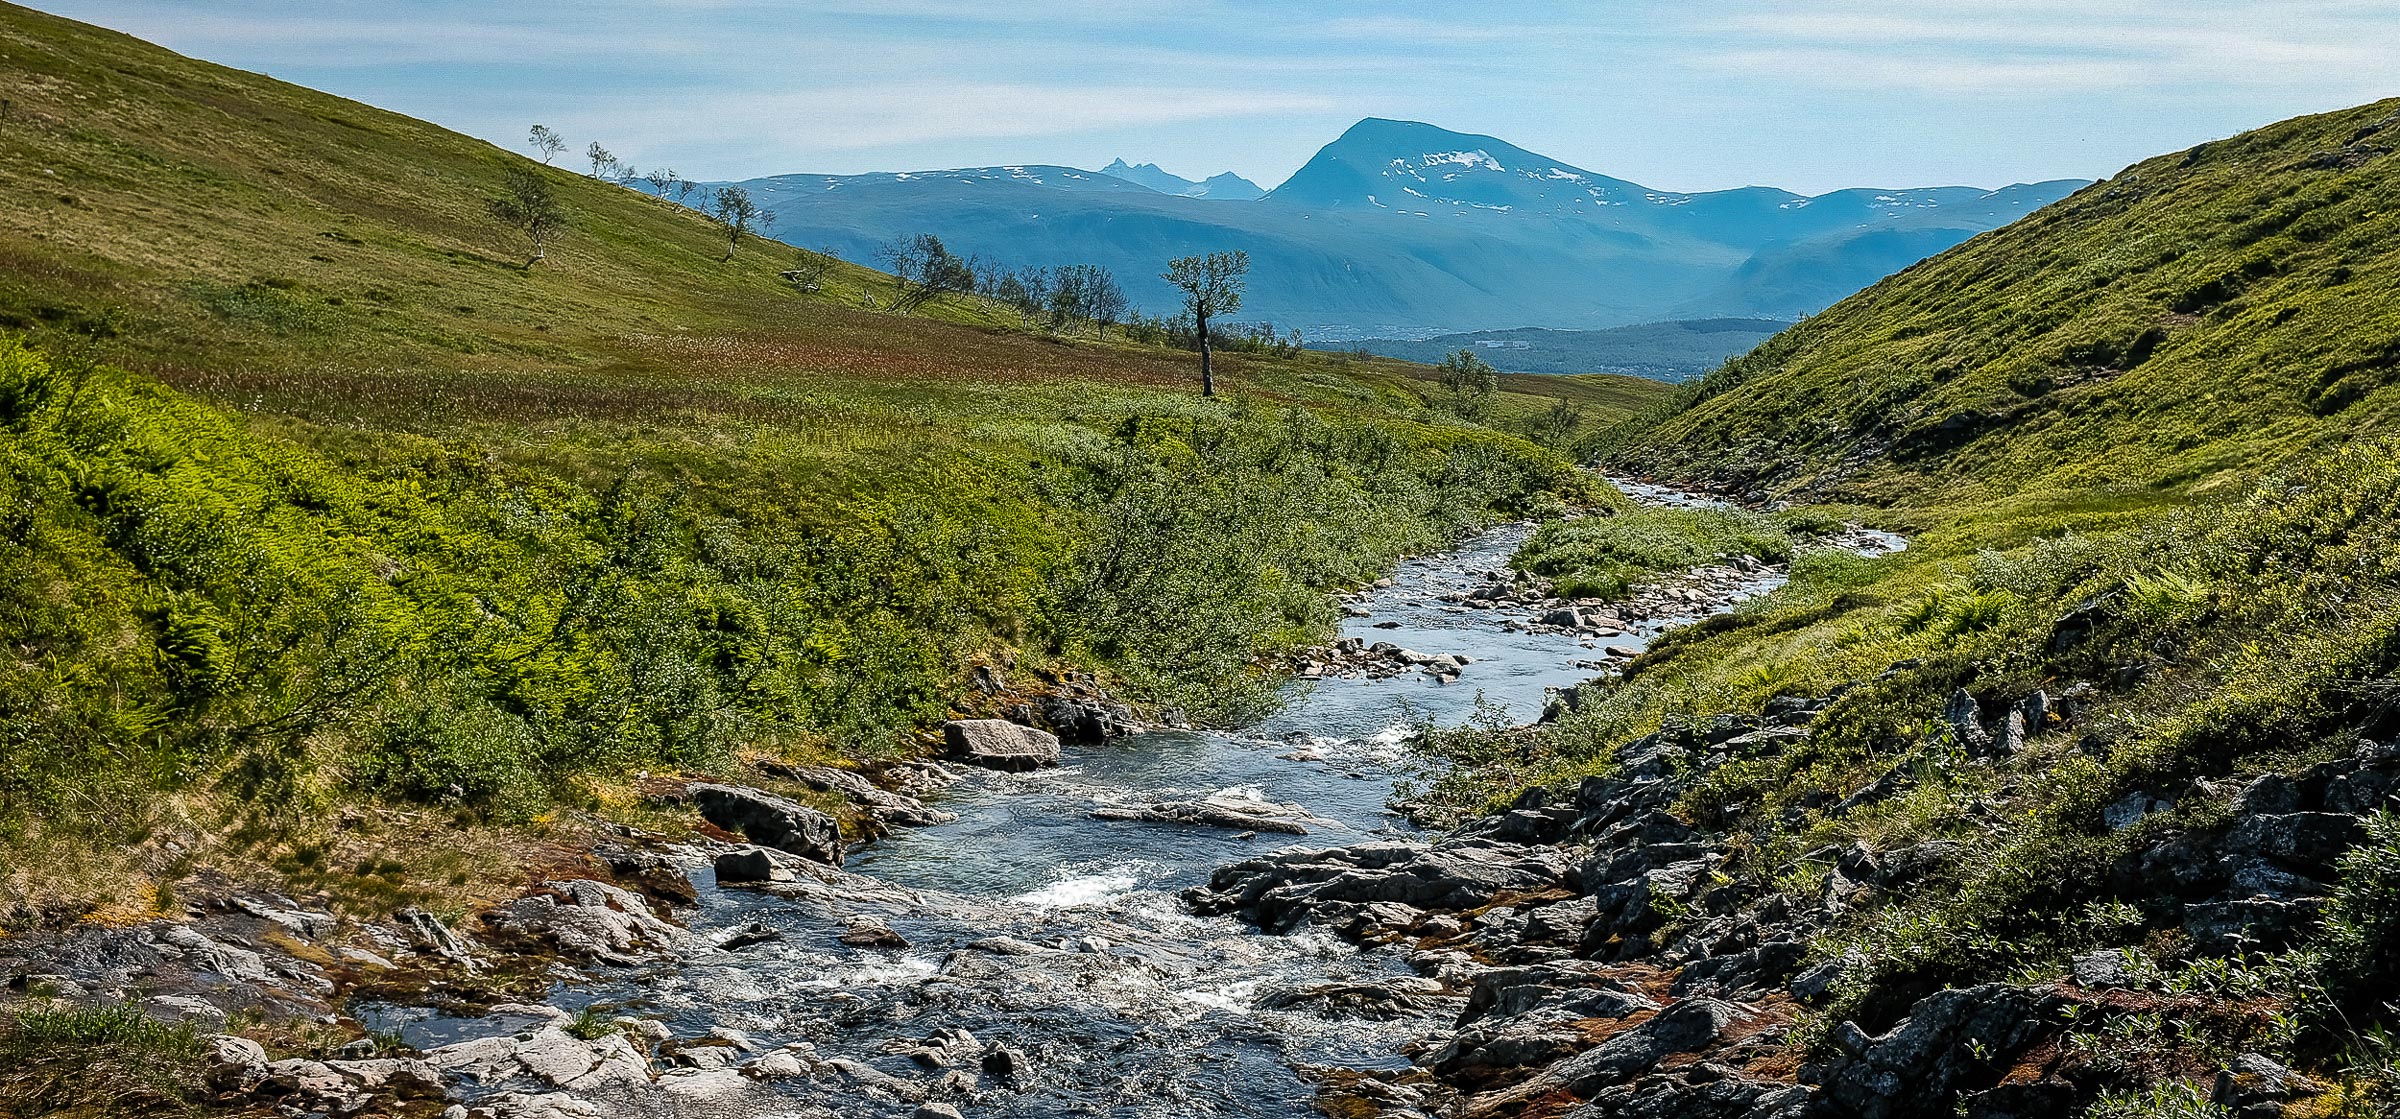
1943, 689, 1990, 752
479, 879, 687, 965
769, 763, 956, 828
146, 994, 228, 1026
916, 1105, 967, 1119
1090, 791, 1332, 835
1188, 838, 1570, 934
2070, 949, 2141, 989
395, 906, 475, 966
1472, 997, 1744, 1110
713, 844, 806, 884
204, 1034, 271, 1093
1812, 983, 2065, 1119
713, 919, 781, 951
2104, 791, 2170, 831
942, 719, 1062, 771
690, 783, 845, 865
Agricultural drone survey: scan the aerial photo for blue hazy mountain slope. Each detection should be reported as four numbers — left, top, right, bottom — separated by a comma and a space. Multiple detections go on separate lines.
688, 119, 2085, 337
1330, 319, 1792, 382
1099, 159, 1266, 200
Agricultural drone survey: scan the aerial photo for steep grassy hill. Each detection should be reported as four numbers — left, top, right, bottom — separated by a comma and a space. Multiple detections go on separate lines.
0, 2, 1660, 921
1620, 98, 2400, 508
1418, 100, 2400, 1113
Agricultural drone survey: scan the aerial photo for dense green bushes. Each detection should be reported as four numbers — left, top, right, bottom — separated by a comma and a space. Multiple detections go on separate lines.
1512, 506, 1815, 599
0, 338, 1579, 833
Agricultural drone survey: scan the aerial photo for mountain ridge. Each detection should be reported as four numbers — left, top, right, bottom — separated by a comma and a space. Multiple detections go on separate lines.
676, 119, 2086, 338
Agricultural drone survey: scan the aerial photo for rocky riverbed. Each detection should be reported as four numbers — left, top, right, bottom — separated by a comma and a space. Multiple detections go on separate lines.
3, 491, 1951, 1119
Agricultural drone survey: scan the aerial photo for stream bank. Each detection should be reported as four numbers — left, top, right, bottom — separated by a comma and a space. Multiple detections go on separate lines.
1, 491, 1905, 1119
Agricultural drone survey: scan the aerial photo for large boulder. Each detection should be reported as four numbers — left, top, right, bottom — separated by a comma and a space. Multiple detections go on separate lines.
1187, 838, 1571, 934
690, 783, 844, 865
479, 879, 687, 966
941, 719, 1061, 771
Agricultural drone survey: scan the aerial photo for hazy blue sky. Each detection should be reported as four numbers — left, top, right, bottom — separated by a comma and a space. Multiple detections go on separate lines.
30, 1, 2400, 193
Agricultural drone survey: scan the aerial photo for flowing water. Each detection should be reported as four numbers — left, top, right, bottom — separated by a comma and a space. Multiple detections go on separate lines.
360, 513, 1902, 1117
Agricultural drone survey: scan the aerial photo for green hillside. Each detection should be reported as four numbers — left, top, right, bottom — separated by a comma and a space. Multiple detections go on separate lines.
1430, 99, 2400, 1112
0, 2, 1652, 918
1618, 98, 2400, 507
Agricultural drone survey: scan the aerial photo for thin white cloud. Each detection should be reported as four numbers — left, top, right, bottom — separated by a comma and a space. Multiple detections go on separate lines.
560, 83, 1339, 165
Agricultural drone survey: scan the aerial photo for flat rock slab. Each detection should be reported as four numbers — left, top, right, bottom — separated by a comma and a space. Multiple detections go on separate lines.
942, 719, 1061, 771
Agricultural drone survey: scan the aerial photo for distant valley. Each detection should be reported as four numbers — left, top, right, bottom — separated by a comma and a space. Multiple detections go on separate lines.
1329, 318, 1791, 381
669, 118, 2086, 339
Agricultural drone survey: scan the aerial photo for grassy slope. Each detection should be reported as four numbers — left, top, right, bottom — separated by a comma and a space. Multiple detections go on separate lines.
1616, 98, 2400, 509
0, 2, 1665, 919
1442, 100, 2400, 1109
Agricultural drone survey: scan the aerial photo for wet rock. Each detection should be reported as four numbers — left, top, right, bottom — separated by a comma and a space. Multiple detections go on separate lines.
840, 916, 911, 949
942, 718, 1062, 771
714, 844, 842, 888
742, 1049, 812, 1080
479, 879, 687, 965
916, 1105, 967, 1119
1189, 839, 1571, 935
713, 919, 782, 951
1042, 693, 1135, 744
1090, 791, 1333, 834
1259, 976, 1449, 1020
691, 783, 845, 865
982, 1040, 1033, 1086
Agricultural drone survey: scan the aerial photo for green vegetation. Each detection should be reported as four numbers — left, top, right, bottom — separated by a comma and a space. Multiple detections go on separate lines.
1429, 98, 2400, 1113
0, 1001, 207, 1118
1513, 506, 1813, 599
1613, 99, 2400, 506
0, 2, 1644, 917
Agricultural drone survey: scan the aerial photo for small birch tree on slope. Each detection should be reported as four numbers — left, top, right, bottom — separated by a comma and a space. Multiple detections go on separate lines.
527, 124, 566, 164
489, 168, 566, 266
1163, 251, 1248, 397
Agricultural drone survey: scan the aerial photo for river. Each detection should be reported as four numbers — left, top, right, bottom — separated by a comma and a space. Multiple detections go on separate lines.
359, 509, 1901, 1118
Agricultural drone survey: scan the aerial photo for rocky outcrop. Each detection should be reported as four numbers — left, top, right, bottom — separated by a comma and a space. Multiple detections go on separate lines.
760, 761, 956, 829
941, 719, 1062, 771
478, 879, 687, 965
690, 782, 845, 865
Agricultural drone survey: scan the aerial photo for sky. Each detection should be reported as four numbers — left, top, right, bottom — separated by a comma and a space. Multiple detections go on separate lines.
27, 0, 2400, 194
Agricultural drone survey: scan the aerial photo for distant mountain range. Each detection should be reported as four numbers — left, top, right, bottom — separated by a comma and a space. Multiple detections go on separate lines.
1331, 319, 1793, 382
681, 119, 2086, 339
1099, 159, 1265, 200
